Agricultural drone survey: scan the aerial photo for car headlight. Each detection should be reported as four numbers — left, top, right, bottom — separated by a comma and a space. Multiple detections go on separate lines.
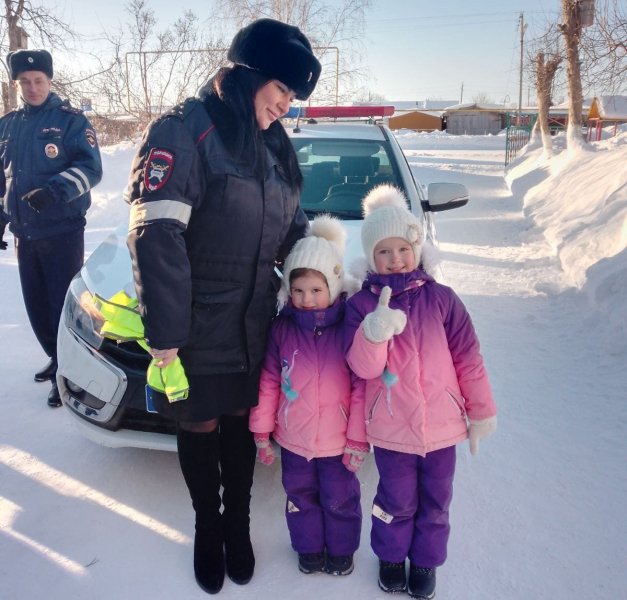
64, 274, 105, 349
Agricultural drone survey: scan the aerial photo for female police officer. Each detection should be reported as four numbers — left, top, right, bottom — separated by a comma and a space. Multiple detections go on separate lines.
125, 19, 320, 595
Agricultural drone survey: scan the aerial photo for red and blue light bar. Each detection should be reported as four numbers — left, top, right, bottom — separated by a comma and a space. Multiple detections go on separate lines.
285, 106, 395, 119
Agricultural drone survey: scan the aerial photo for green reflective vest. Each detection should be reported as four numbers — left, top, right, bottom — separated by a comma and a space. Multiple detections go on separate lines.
93, 290, 189, 403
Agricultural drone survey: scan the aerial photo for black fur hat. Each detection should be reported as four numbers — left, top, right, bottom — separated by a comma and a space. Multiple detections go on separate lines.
7, 49, 53, 80
228, 18, 321, 101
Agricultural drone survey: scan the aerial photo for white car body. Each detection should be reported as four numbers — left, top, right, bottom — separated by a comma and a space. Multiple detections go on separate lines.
57, 116, 468, 451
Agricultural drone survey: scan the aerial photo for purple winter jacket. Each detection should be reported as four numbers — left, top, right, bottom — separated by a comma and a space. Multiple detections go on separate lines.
345, 268, 496, 456
250, 296, 365, 461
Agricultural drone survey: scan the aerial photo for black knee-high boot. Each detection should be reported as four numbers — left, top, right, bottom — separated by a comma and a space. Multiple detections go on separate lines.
219, 414, 256, 585
177, 428, 225, 595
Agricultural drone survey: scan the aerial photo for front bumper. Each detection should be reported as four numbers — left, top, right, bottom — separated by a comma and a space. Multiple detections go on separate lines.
56, 309, 176, 451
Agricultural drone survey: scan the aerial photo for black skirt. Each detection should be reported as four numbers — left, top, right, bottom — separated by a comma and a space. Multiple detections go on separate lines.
152, 367, 261, 422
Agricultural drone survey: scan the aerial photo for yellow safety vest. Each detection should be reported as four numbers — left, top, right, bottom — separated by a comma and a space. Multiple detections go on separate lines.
93, 290, 189, 403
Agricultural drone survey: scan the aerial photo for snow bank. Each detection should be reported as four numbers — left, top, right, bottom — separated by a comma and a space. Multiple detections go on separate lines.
506, 130, 627, 346
86, 141, 137, 228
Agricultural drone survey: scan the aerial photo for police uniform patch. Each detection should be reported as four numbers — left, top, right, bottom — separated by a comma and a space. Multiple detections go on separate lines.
144, 148, 174, 192
85, 128, 97, 148
45, 143, 59, 158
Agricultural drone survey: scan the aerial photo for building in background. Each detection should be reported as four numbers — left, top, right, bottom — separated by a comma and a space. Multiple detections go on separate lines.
586, 96, 627, 141
442, 103, 507, 135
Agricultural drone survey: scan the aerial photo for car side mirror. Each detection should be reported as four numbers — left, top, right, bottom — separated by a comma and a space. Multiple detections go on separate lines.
426, 182, 469, 212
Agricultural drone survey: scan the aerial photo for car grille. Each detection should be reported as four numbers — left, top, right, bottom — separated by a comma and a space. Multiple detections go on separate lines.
98, 339, 176, 435
101, 338, 151, 369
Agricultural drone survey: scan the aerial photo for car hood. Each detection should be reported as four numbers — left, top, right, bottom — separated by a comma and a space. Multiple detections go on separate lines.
81, 224, 136, 299
81, 221, 367, 299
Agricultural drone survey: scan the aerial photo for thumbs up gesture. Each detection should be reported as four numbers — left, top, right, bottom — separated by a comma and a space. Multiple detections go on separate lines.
362, 286, 407, 343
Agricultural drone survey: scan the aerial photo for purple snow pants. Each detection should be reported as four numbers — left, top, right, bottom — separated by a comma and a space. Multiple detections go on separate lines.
281, 447, 362, 556
371, 445, 456, 567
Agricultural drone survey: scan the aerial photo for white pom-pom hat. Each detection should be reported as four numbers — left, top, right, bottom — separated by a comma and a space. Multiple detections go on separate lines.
361, 184, 424, 271
279, 215, 348, 307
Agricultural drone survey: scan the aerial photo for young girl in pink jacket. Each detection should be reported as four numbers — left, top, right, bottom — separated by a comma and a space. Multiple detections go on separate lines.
249, 215, 367, 577
344, 185, 497, 599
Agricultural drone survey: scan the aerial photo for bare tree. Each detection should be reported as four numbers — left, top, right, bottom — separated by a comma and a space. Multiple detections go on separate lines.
579, 0, 627, 94
472, 92, 494, 105
532, 51, 562, 153
84, 0, 227, 129
560, 0, 588, 148
353, 88, 386, 104
1, 0, 76, 111
217, 0, 372, 104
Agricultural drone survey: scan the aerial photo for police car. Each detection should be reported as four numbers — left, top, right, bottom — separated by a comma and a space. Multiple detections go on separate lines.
57, 106, 468, 451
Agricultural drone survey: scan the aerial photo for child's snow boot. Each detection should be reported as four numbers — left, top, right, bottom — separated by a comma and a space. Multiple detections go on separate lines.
378, 560, 407, 593
325, 554, 354, 576
407, 565, 436, 599
298, 552, 325, 574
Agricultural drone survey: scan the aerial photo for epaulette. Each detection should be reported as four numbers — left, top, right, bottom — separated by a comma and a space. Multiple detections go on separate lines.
60, 104, 83, 115
162, 97, 197, 121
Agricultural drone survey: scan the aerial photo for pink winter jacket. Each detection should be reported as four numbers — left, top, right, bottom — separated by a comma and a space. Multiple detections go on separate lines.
250, 297, 365, 461
345, 269, 496, 456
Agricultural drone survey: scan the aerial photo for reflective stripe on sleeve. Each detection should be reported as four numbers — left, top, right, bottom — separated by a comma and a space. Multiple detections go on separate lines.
68, 167, 90, 189
129, 199, 192, 229
59, 168, 88, 194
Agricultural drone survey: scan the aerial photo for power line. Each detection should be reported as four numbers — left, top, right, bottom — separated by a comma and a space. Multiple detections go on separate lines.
371, 11, 554, 23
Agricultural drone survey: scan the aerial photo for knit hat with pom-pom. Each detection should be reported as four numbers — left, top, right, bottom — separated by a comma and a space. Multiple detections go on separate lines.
279, 215, 348, 308
361, 184, 424, 272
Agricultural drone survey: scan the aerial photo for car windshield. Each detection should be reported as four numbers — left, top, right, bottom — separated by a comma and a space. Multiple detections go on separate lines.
292, 138, 405, 219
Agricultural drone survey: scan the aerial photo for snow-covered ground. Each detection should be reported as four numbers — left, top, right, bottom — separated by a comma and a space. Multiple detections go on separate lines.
1, 128, 626, 599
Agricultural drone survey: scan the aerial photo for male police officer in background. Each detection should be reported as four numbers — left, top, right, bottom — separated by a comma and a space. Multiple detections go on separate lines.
0, 49, 102, 407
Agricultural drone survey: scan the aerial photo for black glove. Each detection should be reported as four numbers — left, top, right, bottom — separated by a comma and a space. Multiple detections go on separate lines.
22, 187, 54, 212
0, 222, 7, 250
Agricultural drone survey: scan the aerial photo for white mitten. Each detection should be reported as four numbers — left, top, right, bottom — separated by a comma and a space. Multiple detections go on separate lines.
362, 286, 407, 343
468, 416, 497, 456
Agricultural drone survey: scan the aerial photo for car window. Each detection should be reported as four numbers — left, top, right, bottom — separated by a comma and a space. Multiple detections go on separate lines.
291, 138, 405, 220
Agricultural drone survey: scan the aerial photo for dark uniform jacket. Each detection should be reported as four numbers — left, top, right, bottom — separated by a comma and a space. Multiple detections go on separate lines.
0, 92, 103, 240
126, 95, 308, 376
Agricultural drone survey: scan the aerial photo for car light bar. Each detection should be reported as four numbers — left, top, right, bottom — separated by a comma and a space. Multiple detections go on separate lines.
285, 106, 395, 119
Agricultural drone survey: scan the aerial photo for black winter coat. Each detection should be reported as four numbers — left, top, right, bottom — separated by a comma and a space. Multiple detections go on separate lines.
126, 94, 307, 376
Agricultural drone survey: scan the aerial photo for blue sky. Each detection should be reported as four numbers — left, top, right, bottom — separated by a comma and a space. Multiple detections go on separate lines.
60, 0, 560, 104
364, 0, 559, 103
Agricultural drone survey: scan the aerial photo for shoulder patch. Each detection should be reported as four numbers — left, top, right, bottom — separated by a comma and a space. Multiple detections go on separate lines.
144, 148, 175, 192
85, 128, 97, 148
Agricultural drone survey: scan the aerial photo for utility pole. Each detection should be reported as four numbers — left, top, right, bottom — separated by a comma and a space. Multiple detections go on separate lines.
518, 12, 527, 123
460, 82, 464, 104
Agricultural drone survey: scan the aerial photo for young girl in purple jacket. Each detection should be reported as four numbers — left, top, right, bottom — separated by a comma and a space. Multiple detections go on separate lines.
344, 185, 497, 599
249, 215, 368, 577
